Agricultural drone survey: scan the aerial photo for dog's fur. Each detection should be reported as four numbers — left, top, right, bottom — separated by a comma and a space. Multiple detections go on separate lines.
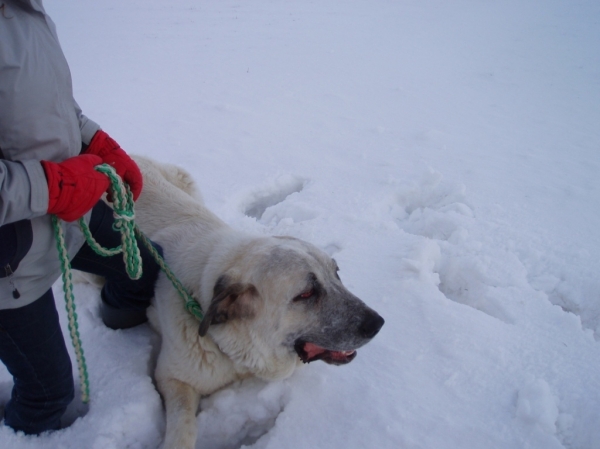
131, 156, 384, 449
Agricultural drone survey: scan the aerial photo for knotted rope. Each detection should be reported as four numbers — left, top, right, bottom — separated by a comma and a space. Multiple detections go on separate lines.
52, 163, 203, 404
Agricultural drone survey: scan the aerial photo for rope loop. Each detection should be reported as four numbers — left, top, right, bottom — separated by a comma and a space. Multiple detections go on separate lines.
78, 164, 142, 280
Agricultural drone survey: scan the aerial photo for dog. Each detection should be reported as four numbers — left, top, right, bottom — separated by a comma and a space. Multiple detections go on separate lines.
131, 156, 385, 449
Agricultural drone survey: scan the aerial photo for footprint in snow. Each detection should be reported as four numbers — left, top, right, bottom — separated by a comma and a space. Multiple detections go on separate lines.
391, 169, 473, 242
393, 170, 517, 324
243, 176, 318, 226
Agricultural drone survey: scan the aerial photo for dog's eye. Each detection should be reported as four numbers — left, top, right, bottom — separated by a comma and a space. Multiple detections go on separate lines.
294, 289, 315, 301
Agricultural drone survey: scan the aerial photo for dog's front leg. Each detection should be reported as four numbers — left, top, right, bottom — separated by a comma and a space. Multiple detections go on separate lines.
159, 378, 201, 449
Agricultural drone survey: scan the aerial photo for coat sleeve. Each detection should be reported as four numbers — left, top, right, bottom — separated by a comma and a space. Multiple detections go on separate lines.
74, 101, 101, 145
0, 159, 49, 226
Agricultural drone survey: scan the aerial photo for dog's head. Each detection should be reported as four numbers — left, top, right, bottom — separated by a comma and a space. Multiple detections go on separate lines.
198, 236, 384, 380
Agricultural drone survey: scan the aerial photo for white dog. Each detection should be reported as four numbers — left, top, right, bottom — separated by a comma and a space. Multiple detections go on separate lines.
131, 156, 384, 449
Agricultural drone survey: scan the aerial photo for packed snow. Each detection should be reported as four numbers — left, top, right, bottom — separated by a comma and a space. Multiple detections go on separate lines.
1, 0, 599, 448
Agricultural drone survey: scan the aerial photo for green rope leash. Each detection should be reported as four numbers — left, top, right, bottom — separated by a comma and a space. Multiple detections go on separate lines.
52, 215, 91, 404
53, 163, 203, 404
133, 228, 204, 320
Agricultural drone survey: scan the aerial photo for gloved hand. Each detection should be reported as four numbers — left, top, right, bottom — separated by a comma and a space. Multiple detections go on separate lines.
41, 154, 110, 222
85, 130, 143, 201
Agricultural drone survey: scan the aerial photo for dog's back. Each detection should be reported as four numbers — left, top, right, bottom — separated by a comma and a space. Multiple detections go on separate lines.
132, 155, 225, 239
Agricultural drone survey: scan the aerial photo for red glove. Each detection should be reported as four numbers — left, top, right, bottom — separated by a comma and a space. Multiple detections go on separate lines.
41, 154, 110, 222
85, 130, 143, 201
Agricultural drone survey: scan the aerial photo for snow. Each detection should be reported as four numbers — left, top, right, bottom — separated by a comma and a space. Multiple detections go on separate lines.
1, 0, 600, 448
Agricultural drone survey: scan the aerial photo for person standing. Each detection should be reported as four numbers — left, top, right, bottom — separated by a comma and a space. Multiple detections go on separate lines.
1, 0, 162, 434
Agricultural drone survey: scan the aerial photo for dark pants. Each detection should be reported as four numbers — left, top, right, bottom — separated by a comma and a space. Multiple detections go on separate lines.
0, 201, 162, 434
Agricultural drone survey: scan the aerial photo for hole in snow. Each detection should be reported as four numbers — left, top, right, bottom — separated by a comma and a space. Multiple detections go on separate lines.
60, 394, 89, 428
244, 177, 306, 220
195, 378, 290, 449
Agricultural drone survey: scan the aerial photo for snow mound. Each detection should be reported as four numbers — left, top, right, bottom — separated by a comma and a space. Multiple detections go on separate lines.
516, 377, 559, 434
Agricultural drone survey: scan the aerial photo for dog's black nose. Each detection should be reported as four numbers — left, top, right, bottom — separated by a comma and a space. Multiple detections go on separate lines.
359, 311, 385, 339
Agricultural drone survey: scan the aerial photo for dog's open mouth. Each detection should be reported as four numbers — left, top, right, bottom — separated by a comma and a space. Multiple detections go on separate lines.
294, 340, 357, 365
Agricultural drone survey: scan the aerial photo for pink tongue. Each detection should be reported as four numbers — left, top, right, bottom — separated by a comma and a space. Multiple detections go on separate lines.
303, 342, 328, 359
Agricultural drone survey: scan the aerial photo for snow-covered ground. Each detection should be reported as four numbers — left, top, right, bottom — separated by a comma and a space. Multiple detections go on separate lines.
2, 0, 599, 448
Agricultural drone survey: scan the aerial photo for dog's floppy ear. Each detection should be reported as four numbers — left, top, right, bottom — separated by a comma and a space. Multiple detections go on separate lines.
198, 275, 258, 337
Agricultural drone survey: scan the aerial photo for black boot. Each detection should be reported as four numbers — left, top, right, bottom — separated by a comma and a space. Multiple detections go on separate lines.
100, 300, 148, 330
